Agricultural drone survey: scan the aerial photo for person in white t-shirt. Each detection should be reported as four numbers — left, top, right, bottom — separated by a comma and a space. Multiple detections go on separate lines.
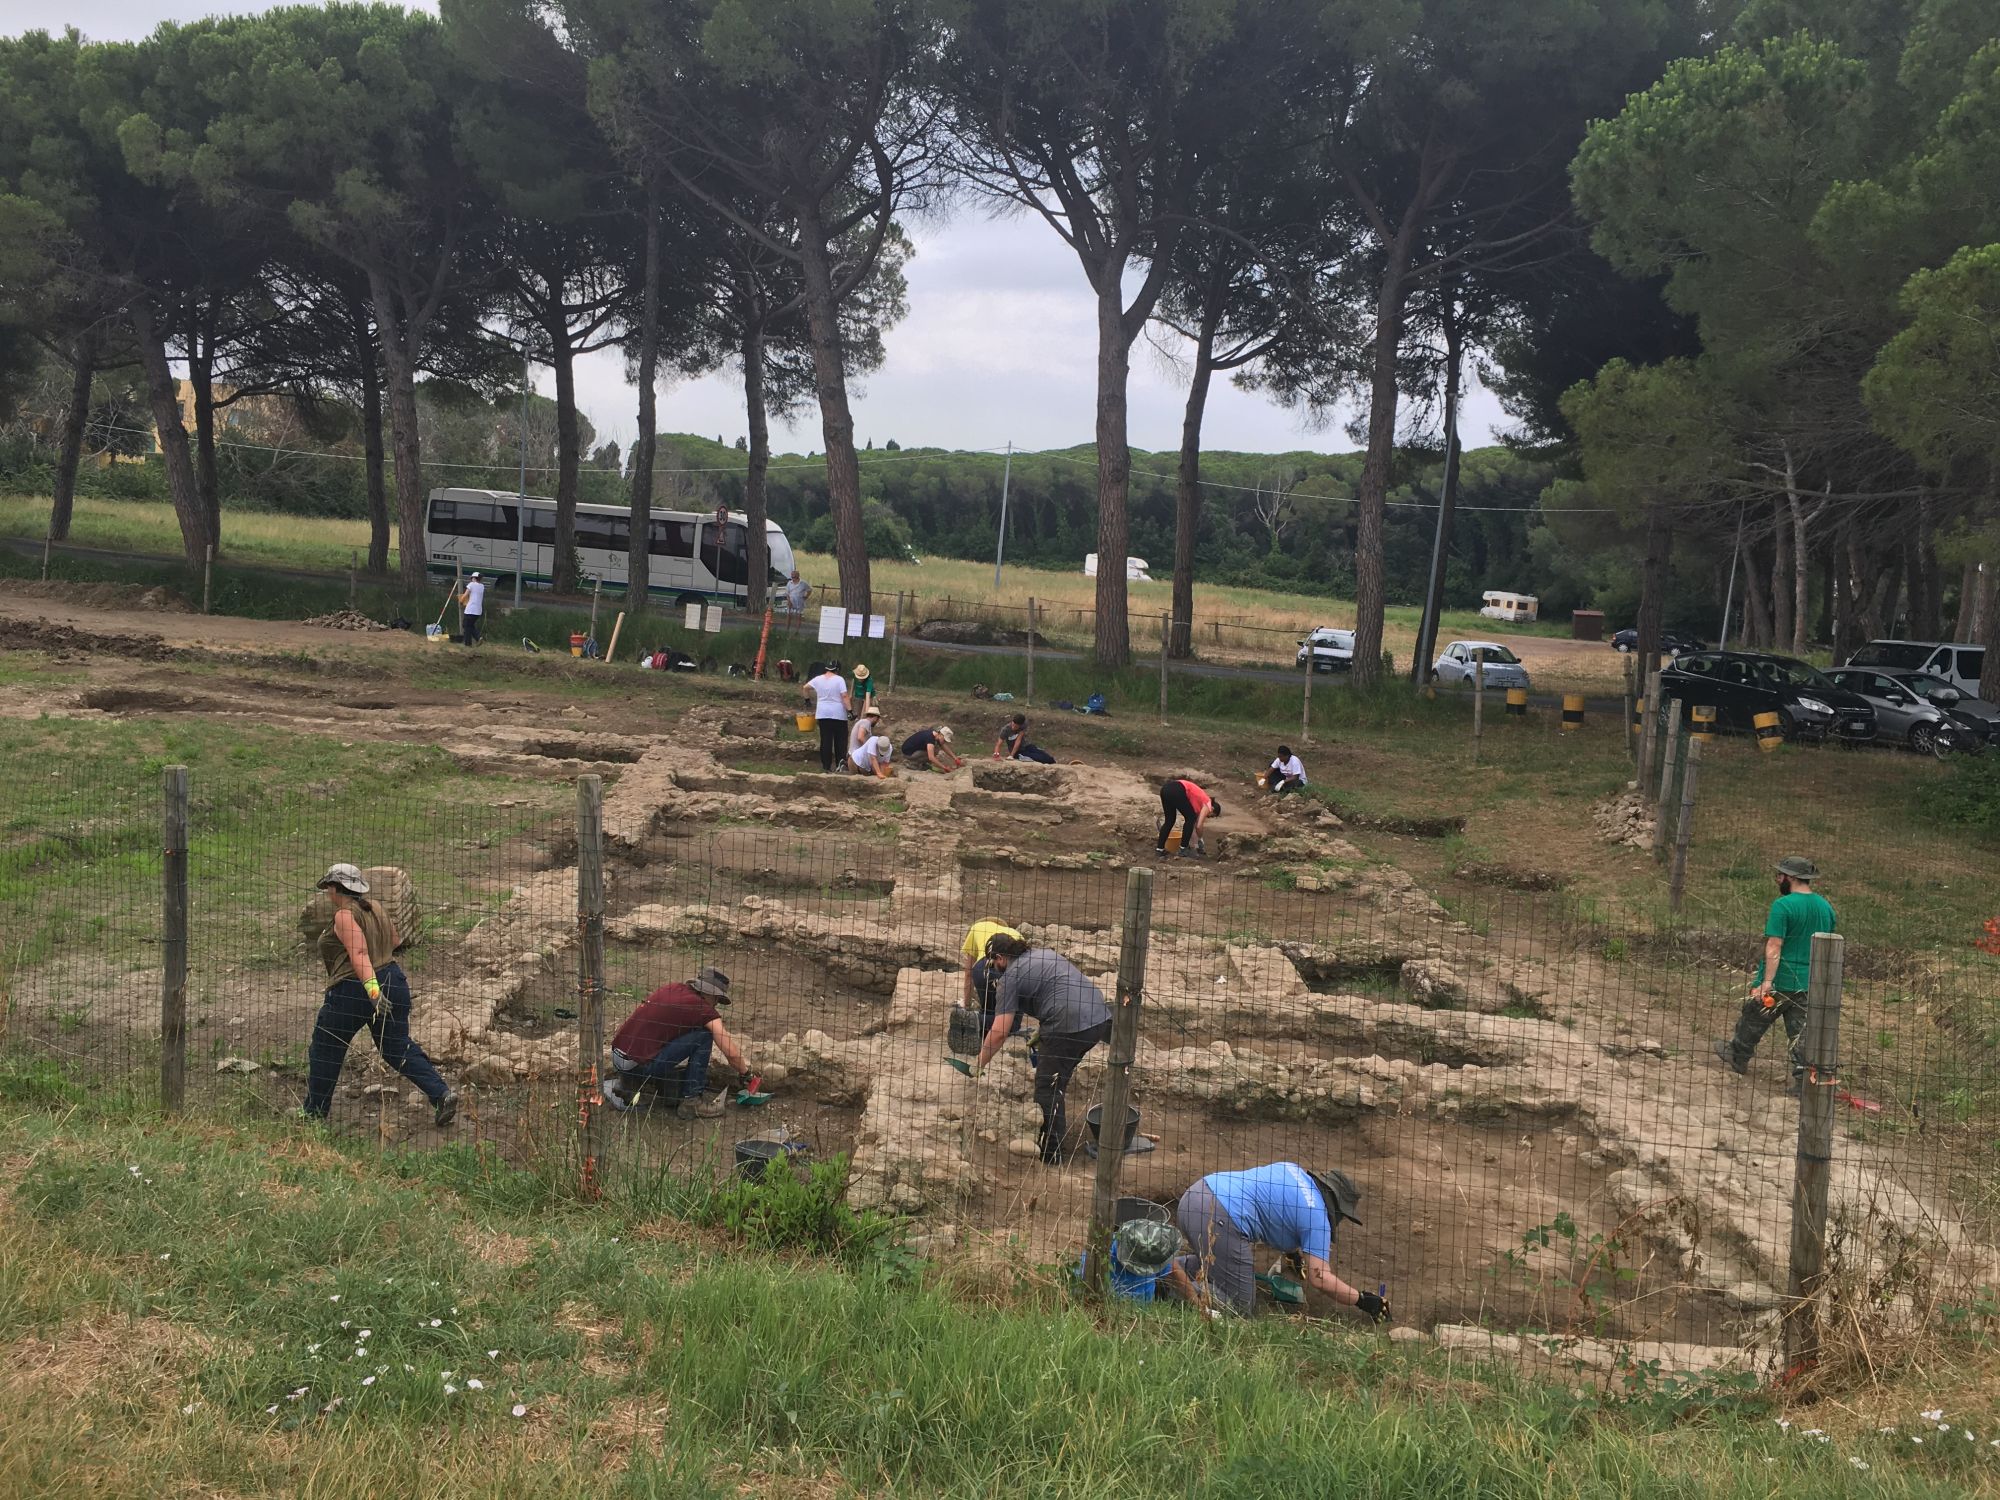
1265, 745, 1307, 795
850, 734, 895, 778
849, 707, 884, 760
459, 572, 486, 646
784, 571, 810, 630
803, 665, 851, 772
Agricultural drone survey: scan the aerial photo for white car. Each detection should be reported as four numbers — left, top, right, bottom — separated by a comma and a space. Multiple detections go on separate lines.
1432, 640, 1531, 689
1296, 626, 1355, 673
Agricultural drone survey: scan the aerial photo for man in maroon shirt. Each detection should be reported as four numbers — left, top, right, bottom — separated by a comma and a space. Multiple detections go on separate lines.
601, 967, 752, 1117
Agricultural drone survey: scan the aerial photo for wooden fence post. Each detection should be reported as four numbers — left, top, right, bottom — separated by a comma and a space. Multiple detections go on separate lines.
1026, 596, 1036, 704
202, 544, 214, 616
888, 591, 903, 692
1472, 658, 1485, 764
1668, 736, 1702, 911
1158, 613, 1169, 725
1086, 866, 1155, 1296
1637, 665, 1662, 783
1623, 655, 1637, 760
1786, 932, 1845, 1369
160, 765, 189, 1114
1652, 700, 1684, 863
576, 776, 609, 1199
1300, 644, 1313, 744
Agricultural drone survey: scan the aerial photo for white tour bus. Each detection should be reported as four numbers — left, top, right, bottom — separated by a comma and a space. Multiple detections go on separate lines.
424, 488, 795, 604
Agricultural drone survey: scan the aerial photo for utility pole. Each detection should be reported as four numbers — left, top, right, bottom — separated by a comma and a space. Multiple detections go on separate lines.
1717, 504, 1744, 652
992, 441, 1014, 589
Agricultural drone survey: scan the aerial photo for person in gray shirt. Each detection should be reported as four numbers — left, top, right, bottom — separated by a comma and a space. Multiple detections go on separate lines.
970, 936, 1113, 1164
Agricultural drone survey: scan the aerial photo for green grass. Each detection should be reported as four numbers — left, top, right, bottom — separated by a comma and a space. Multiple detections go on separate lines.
3, 1096, 1995, 1498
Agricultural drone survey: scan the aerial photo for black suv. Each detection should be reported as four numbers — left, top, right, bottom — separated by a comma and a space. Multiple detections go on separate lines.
1657, 652, 1876, 744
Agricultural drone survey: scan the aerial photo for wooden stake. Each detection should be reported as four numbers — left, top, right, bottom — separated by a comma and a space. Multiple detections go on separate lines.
160, 765, 189, 1114
1300, 640, 1314, 744
1652, 700, 1683, 863
202, 543, 213, 616
1026, 596, 1036, 704
1157, 612, 1169, 725
888, 590, 903, 692
1086, 866, 1154, 1296
576, 776, 609, 1199
604, 610, 625, 664
1472, 657, 1485, 764
1668, 736, 1702, 911
1786, 933, 1845, 1370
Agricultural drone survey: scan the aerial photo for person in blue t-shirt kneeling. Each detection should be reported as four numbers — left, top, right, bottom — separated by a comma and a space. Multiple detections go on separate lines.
1164, 1161, 1389, 1322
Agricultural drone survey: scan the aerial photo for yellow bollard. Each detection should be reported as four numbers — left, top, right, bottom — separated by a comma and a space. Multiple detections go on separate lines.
1691, 703, 1716, 744
1753, 710, 1783, 753
1560, 694, 1584, 732
1505, 687, 1528, 717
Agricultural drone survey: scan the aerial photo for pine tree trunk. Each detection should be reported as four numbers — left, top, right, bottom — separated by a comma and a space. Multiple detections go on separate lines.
1978, 559, 1999, 703
1742, 543, 1772, 648
1350, 230, 1418, 688
1770, 496, 1793, 654
368, 273, 430, 595
1953, 559, 1982, 642
1786, 493, 1809, 657
49, 329, 95, 543
1169, 304, 1219, 661
550, 323, 581, 595
795, 207, 870, 615
626, 193, 660, 611
187, 305, 221, 551
1913, 493, 1940, 639
350, 295, 390, 575
742, 319, 771, 617
1637, 499, 1671, 670
1090, 269, 1135, 668
1412, 305, 1465, 685
128, 296, 207, 564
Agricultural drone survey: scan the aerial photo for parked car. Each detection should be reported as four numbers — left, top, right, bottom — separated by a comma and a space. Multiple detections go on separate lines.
1657, 652, 1876, 744
1825, 668, 1966, 757
1874, 668, 2000, 748
1610, 628, 1704, 656
1432, 640, 1531, 689
1846, 639, 1987, 699
1296, 626, 1355, 673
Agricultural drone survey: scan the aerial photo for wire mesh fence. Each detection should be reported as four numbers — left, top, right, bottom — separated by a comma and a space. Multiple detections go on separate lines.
5, 704, 1995, 1362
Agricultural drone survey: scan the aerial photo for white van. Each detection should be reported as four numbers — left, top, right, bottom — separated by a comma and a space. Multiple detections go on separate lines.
1846, 639, 1987, 698
1083, 552, 1152, 581
1478, 590, 1539, 623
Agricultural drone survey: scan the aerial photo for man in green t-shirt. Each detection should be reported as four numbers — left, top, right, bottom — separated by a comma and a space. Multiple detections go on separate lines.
1713, 856, 1837, 1091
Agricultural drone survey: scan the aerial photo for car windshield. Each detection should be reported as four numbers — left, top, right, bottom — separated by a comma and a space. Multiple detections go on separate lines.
1753, 657, 1834, 690
1471, 646, 1521, 665
1900, 673, 1958, 696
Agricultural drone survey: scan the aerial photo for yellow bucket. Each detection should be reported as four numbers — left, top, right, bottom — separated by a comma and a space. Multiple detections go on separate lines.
794, 713, 817, 733
1165, 829, 1184, 853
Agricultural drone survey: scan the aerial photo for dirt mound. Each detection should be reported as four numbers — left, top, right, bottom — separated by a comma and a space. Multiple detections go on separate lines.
1592, 786, 1654, 848
1, 579, 190, 612
301, 609, 391, 632
0, 616, 181, 661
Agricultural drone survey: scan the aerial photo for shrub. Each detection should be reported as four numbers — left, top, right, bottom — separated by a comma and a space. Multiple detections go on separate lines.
1916, 752, 2000, 833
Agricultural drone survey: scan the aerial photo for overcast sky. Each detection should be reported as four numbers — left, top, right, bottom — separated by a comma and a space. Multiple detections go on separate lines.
39, 1, 1511, 458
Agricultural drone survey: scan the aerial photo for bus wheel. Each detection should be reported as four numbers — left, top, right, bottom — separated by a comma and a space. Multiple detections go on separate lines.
675, 593, 704, 610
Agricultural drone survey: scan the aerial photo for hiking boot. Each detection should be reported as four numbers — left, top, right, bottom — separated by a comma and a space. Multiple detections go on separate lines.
433, 1089, 460, 1127
1711, 1039, 1746, 1076
599, 1077, 631, 1112
681, 1092, 726, 1119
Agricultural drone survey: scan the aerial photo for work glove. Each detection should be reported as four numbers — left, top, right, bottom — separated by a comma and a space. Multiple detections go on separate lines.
1355, 1291, 1390, 1325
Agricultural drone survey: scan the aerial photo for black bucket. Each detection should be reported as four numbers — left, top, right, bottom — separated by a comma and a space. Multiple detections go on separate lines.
1113, 1195, 1171, 1229
947, 1007, 984, 1056
1085, 1104, 1141, 1152
735, 1139, 788, 1180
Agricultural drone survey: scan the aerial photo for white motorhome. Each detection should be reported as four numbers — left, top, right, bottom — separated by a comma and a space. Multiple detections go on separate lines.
424, 488, 794, 603
1083, 552, 1152, 581
1478, 590, 1539, 623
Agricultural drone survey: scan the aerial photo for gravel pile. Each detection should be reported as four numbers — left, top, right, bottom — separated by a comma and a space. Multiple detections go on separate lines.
302, 609, 391, 631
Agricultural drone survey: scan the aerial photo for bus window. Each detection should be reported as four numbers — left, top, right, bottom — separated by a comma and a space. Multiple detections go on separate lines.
523, 511, 557, 547
574, 515, 627, 553
650, 519, 695, 558
712, 522, 750, 585
433, 500, 517, 539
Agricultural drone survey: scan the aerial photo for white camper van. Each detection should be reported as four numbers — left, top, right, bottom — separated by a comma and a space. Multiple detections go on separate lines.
1478, 591, 1539, 623
1083, 552, 1152, 582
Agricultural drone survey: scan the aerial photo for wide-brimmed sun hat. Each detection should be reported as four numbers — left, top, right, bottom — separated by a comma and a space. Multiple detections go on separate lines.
1112, 1218, 1181, 1278
935, 725, 954, 744
689, 966, 733, 1003
1307, 1167, 1364, 1229
1776, 856, 1819, 880
316, 863, 369, 896
854, 664, 871, 680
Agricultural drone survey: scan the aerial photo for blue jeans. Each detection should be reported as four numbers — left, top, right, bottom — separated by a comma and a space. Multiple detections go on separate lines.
303, 963, 448, 1116
612, 1028, 713, 1101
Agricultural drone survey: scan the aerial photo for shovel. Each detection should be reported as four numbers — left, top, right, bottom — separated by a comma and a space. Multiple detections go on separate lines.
944, 1057, 974, 1078
734, 1073, 772, 1107
1255, 1270, 1305, 1305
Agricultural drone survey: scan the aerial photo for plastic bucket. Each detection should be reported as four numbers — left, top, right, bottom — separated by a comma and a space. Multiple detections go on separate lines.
735, 1139, 788, 1180
1114, 1195, 1172, 1229
794, 713, 817, 733
947, 1007, 984, 1056
1085, 1104, 1141, 1152
1164, 829, 1183, 853
570, 632, 586, 657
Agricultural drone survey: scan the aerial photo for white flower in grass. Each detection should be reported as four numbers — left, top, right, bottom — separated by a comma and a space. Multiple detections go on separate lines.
265, 1405, 278, 1415
1922, 1409, 1945, 1421
1914, 1437, 1925, 1445
466, 1379, 483, 1390
1939, 1423, 1953, 1433
359, 1330, 371, 1340
328, 1295, 341, 1303
1850, 1459, 1869, 1471
1775, 1420, 1790, 1431
429, 1318, 441, 1327
339, 1320, 350, 1330
362, 1376, 376, 1387
511, 1404, 527, 1418
443, 1383, 459, 1396
487, 1350, 498, 1359
307, 1344, 321, 1354
158, 1253, 170, 1261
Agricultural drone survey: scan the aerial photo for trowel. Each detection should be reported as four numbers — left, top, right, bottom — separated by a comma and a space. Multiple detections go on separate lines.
734, 1073, 773, 1107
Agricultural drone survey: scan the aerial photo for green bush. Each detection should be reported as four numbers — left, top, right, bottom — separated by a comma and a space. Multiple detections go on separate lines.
706, 1153, 896, 1264
1916, 752, 2000, 832
0, 1054, 84, 1107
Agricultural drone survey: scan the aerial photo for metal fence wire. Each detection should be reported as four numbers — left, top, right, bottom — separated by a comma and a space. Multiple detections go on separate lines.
4, 698, 1996, 1369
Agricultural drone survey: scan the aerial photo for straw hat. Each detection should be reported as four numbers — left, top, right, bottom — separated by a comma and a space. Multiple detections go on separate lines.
935, 725, 954, 744
853, 663, 871, 681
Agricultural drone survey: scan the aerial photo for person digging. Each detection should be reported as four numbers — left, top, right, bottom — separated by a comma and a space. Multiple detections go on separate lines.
602, 967, 753, 1117
969, 934, 1110, 1165
1713, 855, 1837, 1096
1163, 1161, 1389, 1323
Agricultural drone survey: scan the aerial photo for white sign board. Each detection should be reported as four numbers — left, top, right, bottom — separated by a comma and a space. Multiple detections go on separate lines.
703, 605, 722, 634
684, 602, 703, 630
868, 615, 886, 639
845, 612, 864, 638
817, 606, 848, 645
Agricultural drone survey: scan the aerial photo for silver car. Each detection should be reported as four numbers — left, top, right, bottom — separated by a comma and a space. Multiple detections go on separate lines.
1296, 626, 1355, 673
1433, 640, 1531, 689
1825, 668, 1957, 755
1876, 668, 2000, 749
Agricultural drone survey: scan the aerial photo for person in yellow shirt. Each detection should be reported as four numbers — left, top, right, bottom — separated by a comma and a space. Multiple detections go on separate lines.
961, 918, 1023, 1025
